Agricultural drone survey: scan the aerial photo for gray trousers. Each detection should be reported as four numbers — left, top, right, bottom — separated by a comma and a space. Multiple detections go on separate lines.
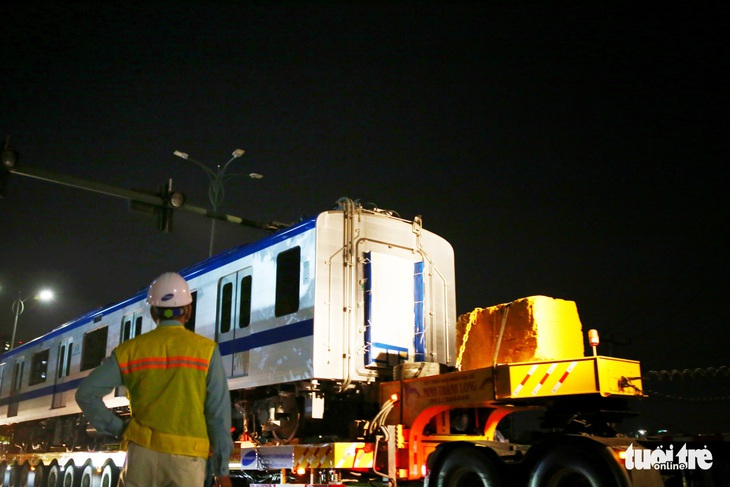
118, 442, 206, 487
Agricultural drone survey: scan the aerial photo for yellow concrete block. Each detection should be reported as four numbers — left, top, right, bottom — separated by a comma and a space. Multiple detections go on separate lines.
456, 296, 584, 370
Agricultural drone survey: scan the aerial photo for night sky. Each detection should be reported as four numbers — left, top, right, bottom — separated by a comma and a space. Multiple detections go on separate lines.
2, 2, 728, 434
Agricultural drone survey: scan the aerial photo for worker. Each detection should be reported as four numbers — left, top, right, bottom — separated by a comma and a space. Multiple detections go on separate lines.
76, 272, 234, 487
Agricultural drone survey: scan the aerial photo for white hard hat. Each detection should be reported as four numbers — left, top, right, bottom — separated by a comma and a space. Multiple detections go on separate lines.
147, 272, 192, 307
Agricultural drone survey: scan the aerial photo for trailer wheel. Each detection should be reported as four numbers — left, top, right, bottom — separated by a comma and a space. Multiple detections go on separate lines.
434, 447, 500, 487
529, 445, 626, 487
97, 462, 118, 487
61, 462, 76, 487
79, 464, 95, 487
45, 463, 60, 487
21, 462, 44, 487
16, 462, 32, 487
7, 462, 23, 487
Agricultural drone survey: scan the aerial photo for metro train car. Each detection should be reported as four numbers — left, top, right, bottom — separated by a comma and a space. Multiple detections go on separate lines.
0, 198, 456, 451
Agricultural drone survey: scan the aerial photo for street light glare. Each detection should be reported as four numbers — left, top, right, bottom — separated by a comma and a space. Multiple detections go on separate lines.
10, 288, 56, 350
38, 289, 55, 302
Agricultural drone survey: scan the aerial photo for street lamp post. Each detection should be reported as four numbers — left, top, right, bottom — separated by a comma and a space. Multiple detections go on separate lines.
173, 149, 263, 257
10, 289, 54, 350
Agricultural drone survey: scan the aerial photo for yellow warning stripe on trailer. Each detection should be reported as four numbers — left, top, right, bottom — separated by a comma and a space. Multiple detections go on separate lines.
293, 445, 334, 471
293, 443, 374, 470
494, 356, 643, 400
240, 442, 374, 471
333, 442, 375, 469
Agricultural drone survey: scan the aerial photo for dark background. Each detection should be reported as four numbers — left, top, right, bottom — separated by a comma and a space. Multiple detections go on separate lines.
2, 2, 728, 434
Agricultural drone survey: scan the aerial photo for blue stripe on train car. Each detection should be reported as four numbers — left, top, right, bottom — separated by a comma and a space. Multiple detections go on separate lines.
217, 319, 314, 356
0, 377, 85, 407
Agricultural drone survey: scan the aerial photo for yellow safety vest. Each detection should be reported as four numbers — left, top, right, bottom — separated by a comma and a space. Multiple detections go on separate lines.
115, 324, 216, 458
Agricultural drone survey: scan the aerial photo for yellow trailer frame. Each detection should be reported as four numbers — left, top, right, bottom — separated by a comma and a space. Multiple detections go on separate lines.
378, 355, 643, 480
236, 356, 644, 483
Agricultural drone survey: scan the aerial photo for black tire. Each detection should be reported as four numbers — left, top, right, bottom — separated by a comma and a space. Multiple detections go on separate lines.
434, 447, 500, 487
45, 463, 61, 487
8, 462, 23, 487
97, 462, 119, 487
529, 445, 627, 487
17, 463, 31, 487
78, 464, 94, 487
24, 462, 44, 487
60, 463, 75, 487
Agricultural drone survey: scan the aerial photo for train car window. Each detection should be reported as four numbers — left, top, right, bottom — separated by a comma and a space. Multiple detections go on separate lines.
29, 349, 50, 385
220, 282, 234, 334
57, 339, 73, 379
57, 344, 65, 379
81, 327, 109, 371
66, 342, 73, 376
186, 290, 198, 332
122, 316, 132, 342
239, 275, 252, 328
11, 359, 24, 393
275, 246, 301, 317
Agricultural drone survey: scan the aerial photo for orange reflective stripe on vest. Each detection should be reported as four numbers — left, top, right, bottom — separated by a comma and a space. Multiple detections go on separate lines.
119, 355, 210, 374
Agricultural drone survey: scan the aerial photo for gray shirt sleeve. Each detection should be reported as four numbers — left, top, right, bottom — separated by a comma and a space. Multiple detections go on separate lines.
75, 352, 127, 437
205, 346, 234, 476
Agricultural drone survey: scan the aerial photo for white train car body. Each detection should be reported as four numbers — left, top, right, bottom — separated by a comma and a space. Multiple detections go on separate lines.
0, 203, 456, 441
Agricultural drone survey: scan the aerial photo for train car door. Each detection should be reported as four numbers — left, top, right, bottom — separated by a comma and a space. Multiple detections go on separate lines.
363, 250, 425, 368
120, 312, 144, 343
217, 268, 253, 378
52, 337, 73, 408
114, 311, 144, 397
7, 357, 24, 417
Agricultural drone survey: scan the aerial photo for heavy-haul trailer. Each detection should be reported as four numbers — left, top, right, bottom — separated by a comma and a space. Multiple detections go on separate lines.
238, 338, 663, 487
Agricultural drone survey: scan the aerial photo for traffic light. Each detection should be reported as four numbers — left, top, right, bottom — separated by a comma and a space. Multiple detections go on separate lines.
157, 180, 185, 233
129, 180, 185, 233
